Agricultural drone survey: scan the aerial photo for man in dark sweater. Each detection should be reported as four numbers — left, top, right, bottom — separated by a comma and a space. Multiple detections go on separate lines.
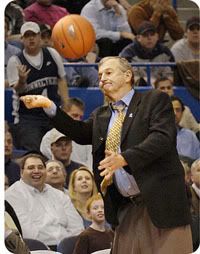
119, 21, 175, 86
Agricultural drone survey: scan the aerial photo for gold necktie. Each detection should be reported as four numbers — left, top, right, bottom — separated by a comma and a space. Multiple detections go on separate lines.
101, 105, 126, 195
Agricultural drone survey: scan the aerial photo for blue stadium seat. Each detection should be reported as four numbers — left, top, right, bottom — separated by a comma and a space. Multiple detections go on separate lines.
24, 238, 49, 251
57, 235, 78, 254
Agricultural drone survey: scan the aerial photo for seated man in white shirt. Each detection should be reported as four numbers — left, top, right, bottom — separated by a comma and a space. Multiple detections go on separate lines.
5, 153, 84, 251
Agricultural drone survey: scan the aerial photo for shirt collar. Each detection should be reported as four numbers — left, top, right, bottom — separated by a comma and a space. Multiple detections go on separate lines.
111, 89, 134, 110
97, 0, 116, 12
97, 0, 106, 11
20, 179, 48, 193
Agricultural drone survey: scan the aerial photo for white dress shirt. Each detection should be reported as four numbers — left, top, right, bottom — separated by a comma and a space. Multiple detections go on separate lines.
81, 0, 132, 42
5, 180, 84, 246
108, 89, 140, 197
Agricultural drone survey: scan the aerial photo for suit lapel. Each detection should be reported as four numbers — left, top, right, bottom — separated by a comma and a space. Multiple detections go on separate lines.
94, 106, 111, 152
121, 91, 141, 143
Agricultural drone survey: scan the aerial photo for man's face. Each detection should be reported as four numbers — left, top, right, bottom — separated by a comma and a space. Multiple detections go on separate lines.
5, 131, 13, 157
41, 32, 53, 47
99, 58, 132, 101
172, 100, 183, 125
137, 31, 159, 49
191, 162, 200, 187
74, 170, 93, 194
156, 80, 174, 96
21, 157, 46, 191
186, 24, 200, 45
22, 31, 41, 51
67, 105, 84, 121
88, 199, 105, 223
46, 161, 66, 187
51, 138, 72, 162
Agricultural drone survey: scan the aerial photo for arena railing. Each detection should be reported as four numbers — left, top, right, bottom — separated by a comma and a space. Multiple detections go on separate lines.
63, 61, 177, 86
5, 62, 199, 123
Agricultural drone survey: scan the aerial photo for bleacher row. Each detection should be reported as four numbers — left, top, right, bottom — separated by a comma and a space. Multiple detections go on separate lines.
5, 62, 200, 123
5, 86, 200, 121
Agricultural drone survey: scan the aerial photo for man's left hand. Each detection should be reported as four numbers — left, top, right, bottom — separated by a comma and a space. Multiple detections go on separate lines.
98, 150, 128, 181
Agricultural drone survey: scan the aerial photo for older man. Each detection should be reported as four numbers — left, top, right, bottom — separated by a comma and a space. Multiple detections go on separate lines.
21, 56, 192, 253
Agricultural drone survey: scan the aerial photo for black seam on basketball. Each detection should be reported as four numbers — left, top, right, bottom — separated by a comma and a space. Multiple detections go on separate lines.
61, 20, 80, 59
72, 16, 85, 57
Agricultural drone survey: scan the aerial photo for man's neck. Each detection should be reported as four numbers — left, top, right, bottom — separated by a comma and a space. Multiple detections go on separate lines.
25, 48, 41, 56
109, 87, 132, 102
62, 159, 70, 167
188, 41, 199, 52
50, 183, 64, 192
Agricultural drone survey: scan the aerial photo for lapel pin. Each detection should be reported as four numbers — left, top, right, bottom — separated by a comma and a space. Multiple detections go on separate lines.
129, 113, 133, 118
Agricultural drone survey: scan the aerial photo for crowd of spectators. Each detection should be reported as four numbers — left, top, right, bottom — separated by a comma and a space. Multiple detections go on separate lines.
4, 0, 200, 253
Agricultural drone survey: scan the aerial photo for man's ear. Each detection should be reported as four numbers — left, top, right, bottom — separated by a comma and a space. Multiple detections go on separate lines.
124, 70, 133, 83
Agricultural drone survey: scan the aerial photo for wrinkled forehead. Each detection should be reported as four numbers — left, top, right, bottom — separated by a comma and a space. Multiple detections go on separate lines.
99, 58, 124, 73
46, 160, 62, 168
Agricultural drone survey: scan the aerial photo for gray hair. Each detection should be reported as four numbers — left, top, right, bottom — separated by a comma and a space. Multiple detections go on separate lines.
45, 159, 66, 176
98, 56, 134, 84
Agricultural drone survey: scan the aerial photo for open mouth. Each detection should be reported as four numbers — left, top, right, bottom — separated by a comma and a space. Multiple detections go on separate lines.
32, 175, 42, 180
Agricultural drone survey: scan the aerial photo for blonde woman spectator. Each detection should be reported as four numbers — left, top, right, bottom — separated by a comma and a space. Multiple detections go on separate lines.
68, 167, 98, 228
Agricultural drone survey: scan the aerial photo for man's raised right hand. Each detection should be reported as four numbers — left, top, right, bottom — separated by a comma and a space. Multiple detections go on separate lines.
20, 95, 53, 109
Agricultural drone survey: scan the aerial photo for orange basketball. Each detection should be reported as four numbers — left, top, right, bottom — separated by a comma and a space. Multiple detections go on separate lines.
51, 15, 96, 59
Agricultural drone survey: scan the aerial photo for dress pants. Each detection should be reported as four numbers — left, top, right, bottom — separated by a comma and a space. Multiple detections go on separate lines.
112, 199, 193, 254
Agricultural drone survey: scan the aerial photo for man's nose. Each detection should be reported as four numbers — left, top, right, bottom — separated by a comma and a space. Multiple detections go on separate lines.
33, 167, 40, 173
100, 73, 107, 81
52, 168, 58, 173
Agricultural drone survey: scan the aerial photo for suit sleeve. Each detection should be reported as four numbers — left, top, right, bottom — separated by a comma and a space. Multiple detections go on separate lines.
50, 107, 93, 145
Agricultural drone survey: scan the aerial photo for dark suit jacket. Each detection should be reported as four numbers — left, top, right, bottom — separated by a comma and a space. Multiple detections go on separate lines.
51, 89, 191, 228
